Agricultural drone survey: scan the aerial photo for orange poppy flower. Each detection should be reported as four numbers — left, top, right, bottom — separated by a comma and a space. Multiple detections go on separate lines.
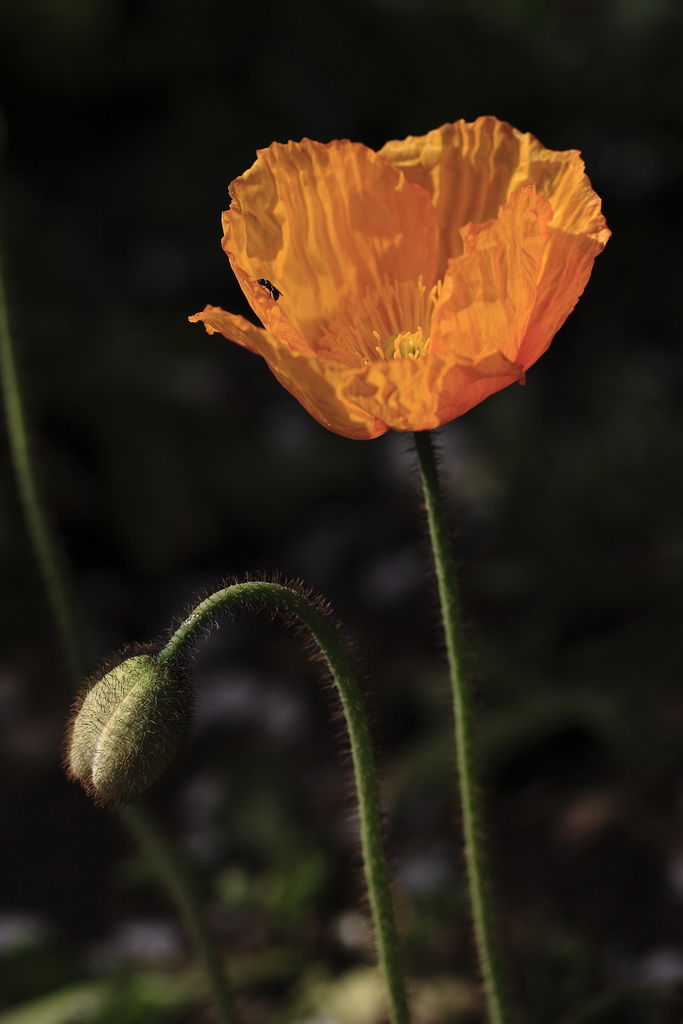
190, 117, 609, 440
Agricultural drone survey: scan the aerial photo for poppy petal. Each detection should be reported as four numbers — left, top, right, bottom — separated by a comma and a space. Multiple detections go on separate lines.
189, 305, 387, 439
380, 117, 609, 272
431, 185, 552, 368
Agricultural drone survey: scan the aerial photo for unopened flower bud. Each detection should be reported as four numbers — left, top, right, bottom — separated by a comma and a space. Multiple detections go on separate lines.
66, 654, 192, 806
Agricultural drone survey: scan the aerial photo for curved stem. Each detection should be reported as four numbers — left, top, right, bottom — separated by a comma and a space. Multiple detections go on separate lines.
0, 248, 239, 1024
413, 429, 512, 1024
158, 581, 413, 1024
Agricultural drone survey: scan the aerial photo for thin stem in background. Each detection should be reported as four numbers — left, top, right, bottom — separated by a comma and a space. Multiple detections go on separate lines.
413, 429, 513, 1024
158, 580, 413, 1024
0, 251, 87, 682
0, 248, 239, 1024
120, 802, 238, 1024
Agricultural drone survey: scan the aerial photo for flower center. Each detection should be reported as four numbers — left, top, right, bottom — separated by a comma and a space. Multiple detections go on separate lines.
374, 327, 430, 361
316, 276, 442, 367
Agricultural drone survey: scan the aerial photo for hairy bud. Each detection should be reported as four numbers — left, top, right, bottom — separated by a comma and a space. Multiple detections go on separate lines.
66, 654, 192, 806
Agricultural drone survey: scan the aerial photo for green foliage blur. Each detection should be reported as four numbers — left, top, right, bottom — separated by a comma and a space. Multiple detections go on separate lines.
1, 0, 683, 1021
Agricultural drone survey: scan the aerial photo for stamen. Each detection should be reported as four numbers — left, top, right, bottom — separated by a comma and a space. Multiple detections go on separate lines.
391, 328, 430, 361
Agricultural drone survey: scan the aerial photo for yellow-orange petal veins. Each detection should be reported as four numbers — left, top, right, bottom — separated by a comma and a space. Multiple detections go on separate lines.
191, 118, 609, 438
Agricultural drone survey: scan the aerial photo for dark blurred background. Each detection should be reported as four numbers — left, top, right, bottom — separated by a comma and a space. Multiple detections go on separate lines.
1, 1, 683, 1022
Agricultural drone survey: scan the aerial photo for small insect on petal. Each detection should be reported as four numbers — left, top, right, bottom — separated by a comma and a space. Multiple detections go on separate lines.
257, 278, 282, 301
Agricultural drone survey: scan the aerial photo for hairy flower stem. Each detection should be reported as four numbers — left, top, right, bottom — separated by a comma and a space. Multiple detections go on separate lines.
159, 582, 412, 1024
413, 429, 512, 1024
0, 251, 239, 1024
